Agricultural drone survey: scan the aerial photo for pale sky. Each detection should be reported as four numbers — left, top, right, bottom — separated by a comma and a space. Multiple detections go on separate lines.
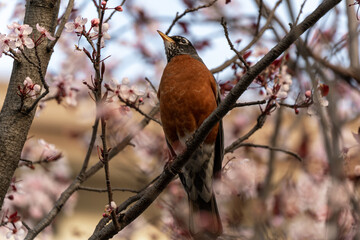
0, 0, 346, 83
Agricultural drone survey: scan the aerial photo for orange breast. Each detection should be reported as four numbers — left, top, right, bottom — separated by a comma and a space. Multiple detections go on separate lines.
158, 55, 219, 145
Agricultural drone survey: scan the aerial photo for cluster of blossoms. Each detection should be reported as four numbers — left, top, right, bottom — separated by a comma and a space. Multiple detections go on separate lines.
265, 65, 293, 105
64, 11, 122, 48
17, 77, 41, 101
1, 210, 25, 240
50, 74, 80, 106
105, 77, 158, 106
0, 139, 77, 239
102, 201, 117, 217
0, 22, 55, 57
65, 16, 112, 48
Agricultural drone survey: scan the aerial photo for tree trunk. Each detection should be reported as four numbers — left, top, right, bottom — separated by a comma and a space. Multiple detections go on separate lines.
0, 0, 60, 210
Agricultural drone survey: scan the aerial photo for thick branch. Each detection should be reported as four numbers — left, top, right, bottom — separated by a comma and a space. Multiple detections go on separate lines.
0, 0, 61, 211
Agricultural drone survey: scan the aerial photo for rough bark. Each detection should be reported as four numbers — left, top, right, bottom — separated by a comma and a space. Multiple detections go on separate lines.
0, 0, 60, 210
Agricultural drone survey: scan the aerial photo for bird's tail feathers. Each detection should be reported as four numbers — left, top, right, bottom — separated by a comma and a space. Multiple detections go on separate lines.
189, 193, 222, 239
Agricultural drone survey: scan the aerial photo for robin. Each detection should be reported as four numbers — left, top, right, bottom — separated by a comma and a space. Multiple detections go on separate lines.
157, 30, 223, 239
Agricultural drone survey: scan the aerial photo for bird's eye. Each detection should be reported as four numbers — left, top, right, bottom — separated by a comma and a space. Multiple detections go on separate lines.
180, 39, 188, 44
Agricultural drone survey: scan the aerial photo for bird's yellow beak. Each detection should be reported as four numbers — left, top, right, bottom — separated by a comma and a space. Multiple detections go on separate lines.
157, 30, 175, 43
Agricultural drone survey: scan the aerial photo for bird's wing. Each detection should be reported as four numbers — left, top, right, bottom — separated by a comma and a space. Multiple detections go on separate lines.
214, 82, 224, 177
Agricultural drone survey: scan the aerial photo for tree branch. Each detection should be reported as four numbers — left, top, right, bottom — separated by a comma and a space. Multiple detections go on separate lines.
118, 96, 162, 125
232, 142, 302, 162
225, 112, 267, 154
221, 18, 250, 70
47, 0, 75, 50
78, 186, 139, 194
165, 0, 218, 35
211, 0, 282, 74
346, 0, 360, 70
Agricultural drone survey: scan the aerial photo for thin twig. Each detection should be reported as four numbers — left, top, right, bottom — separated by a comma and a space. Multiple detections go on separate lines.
78, 186, 139, 194
295, 0, 308, 26
92, 0, 100, 17
261, 107, 283, 198
22, 47, 50, 114
211, 0, 282, 74
225, 112, 268, 154
118, 95, 162, 125
229, 142, 302, 162
19, 153, 63, 167
92, 175, 160, 233
255, 0, 263, 35
48, 0, 75, 50
104, 0, 127, 23
145, 77, 158, 94
232, 100, 266, 108
165, 0, 218, 35
221, 18, 250, 70
79, 118, 100, 175
100, 115, 120, 230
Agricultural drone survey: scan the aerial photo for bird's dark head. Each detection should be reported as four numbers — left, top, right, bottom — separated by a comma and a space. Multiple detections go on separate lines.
157, 30, 201, 63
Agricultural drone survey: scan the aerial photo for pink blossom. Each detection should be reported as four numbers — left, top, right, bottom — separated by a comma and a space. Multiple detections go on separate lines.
279, 66, 292, 91
0, 34, 16, 57
7, 22, 34, 49
110, 201, 117, 209
50, 74, 79, 106
38, 139, 60, 159
91, 22, 111, 47
2, 26, 32, 50
146, 91, 158, 107
7, 22, 33, 36
36, 23, 55, 41
143, 82, 158, 107
108, 77, 145, 103
91, 18, 100, 27
5, 221, 25, 240
23, 77, 41, 99
120, 84, 144, 102
307, 84, 329, 115
65, 16, 87, 33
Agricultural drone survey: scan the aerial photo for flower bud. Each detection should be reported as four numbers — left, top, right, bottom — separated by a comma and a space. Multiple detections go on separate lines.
115, 5, 123, 12
91, 18, 100, 27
